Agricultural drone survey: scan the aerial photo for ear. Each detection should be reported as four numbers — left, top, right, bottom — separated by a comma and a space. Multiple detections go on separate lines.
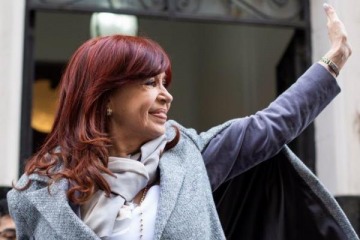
107, 96, 113, 110
105, 96, 114, 117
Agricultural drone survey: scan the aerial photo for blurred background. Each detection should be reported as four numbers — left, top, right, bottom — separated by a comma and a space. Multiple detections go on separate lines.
0, 0, 360, 236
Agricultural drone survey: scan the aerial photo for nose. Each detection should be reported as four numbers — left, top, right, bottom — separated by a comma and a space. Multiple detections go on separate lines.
159, 87, 173, 104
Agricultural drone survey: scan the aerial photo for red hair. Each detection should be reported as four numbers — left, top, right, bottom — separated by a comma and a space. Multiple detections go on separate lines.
23, 35, 178, 204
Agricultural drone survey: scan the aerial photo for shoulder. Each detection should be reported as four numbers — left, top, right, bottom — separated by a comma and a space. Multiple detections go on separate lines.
7, 171, 67, 208
7, 173, 48, 207
13, 173, 50, 192
166, 120, 207, 151
165, 120, 197, 138
8, 172, 70, 216
7, 174, 49, 231
166, 119, 237, 151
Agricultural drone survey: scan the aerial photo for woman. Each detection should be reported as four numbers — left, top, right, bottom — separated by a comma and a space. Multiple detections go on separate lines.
8, 4, 356, 240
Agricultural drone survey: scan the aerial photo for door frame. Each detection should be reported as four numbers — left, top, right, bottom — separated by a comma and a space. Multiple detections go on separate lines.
19, 0, 313, 173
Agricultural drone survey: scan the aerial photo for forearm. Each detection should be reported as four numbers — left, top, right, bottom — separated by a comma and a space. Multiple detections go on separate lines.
203, 63, 340, 190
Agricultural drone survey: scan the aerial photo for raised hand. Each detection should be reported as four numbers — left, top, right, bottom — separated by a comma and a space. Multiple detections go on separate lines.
321, 3, 352, 76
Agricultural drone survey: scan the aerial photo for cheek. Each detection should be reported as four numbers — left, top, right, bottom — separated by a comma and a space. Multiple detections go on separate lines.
140, 110, 149, 125
115, 91, 157, 124
139, 94, 157, 111
134, 101, 152, 124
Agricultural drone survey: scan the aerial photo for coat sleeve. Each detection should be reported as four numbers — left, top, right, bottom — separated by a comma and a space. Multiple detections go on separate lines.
193, 63, 340, 190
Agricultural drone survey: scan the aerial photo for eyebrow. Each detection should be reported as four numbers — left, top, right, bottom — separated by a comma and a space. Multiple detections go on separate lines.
157, 73, 166, 78
154, 73, 167, 81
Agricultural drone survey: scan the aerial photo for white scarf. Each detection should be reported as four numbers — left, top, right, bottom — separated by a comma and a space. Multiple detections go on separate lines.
80, 135, 167, 238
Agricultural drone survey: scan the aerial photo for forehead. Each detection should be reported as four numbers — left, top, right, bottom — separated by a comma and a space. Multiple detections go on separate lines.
112, 71, 168, 93
137, 72, 167, 82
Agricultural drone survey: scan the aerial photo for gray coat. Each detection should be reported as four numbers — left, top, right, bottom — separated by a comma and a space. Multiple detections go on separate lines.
8, 64, 359, 239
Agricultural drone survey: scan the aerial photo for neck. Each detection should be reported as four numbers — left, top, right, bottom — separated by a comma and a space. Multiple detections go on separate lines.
109, 135, 145, 158
108, 127, 147, 158
108, 142, 141, 158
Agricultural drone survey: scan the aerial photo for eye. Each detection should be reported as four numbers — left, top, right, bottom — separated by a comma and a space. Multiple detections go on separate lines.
143, 78, 157, 87
162, 79, 168, 88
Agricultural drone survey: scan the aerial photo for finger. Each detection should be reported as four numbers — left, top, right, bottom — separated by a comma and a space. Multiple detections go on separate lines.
323, 3, 340, 22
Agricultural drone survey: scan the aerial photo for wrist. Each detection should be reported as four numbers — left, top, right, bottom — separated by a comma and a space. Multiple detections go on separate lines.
325, 44, 352, 69
320, 57, 339, 77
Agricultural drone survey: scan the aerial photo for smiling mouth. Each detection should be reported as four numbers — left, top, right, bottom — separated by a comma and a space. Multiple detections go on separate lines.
149, 110, 168, 121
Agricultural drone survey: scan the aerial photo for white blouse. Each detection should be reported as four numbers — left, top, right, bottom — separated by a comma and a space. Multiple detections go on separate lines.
104, 185, 160, 240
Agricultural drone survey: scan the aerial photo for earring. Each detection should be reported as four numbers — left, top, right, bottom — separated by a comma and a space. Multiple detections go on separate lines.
106, 107, 113, 116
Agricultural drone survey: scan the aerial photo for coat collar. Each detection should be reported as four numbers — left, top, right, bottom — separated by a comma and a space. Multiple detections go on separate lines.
154, 147, 186, 239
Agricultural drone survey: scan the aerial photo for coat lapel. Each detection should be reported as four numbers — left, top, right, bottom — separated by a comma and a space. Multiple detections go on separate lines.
154, 146, 186, 240
24, 176, 99, 240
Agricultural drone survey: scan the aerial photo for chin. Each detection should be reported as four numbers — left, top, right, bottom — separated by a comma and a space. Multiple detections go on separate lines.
148, 126, 166, 138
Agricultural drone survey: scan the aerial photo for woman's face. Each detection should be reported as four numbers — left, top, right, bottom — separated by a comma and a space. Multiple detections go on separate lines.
108, 72, 173, 143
